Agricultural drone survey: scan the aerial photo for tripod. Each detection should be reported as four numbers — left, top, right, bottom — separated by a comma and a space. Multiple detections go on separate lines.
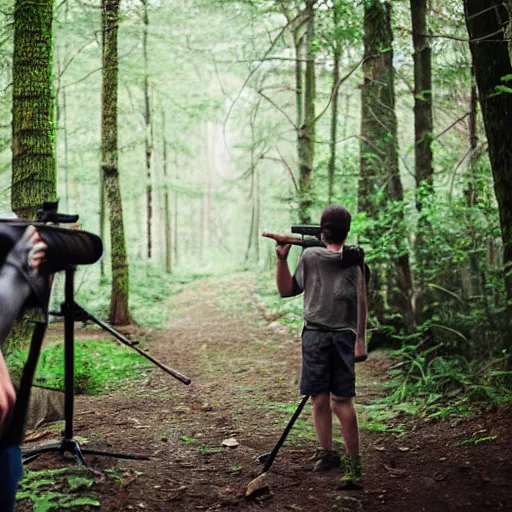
21, 266, 189, 467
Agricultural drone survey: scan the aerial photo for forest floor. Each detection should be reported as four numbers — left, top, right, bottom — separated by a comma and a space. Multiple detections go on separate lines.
16, 273, 512, 512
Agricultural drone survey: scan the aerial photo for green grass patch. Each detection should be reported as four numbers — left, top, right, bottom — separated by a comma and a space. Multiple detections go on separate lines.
359, 420, 406, 435
456, 433, 498, 446
179, 435, 222, 454
356, 400, 410, 435
266, 401, 317, 443
16, 468, 99, 511
7, 339, 149, 395
423, 402, 473, 420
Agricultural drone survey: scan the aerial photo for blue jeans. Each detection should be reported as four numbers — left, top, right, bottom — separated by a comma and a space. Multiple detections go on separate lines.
0, 445, 23, 511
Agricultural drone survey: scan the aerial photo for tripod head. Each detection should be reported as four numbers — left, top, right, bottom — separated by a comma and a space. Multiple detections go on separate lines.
36, 201, 79, 224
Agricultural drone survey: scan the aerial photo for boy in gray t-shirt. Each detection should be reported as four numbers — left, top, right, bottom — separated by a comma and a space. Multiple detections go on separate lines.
275, 205, 367, 490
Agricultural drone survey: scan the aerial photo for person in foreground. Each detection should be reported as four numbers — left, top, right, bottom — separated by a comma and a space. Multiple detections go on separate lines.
274, 205, 368, 490
0, 225, 47, 510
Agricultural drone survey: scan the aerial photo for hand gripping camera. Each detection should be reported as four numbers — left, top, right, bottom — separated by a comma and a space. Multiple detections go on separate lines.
0, 201, 103, 308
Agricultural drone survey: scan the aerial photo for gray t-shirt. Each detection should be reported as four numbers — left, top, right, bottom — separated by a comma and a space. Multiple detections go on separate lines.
292, 247, 360, 332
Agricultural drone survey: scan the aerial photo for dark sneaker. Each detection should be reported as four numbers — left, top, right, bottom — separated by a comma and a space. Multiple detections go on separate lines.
309, 448, 340, 472
339, 455, 363, 490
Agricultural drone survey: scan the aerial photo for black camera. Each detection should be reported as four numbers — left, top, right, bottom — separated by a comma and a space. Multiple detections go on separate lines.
291, 225, 322, 238
0, 202, 103, 275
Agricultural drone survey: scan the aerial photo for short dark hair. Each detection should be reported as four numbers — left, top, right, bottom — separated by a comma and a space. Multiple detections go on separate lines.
320, 204, 351, 243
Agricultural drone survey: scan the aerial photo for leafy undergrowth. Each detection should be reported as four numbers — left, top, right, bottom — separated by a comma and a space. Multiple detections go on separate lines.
8, 339, 150, 395
384, 342, 512, 420
16, 468, 99, 512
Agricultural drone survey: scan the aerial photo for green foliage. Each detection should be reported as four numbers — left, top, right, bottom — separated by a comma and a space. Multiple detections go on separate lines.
456, 434, 497, 446
179, 435, 222, 454
267, 401, 317, 442
357, 400, 412, 435
17, 468, 99, 511
7, 339, 149, 395
384, 341, 512, 415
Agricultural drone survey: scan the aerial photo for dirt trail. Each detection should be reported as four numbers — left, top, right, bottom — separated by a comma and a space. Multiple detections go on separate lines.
19, 274, 512, 511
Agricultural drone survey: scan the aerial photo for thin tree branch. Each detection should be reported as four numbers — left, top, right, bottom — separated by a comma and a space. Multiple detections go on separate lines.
59, 38, 98, 79
224, 11, 302, 126
313, 57, 368, 125
266, 146, 299, 193
434, 112, 470, 141
62, 43, 139, 88
257, 90, 297, 129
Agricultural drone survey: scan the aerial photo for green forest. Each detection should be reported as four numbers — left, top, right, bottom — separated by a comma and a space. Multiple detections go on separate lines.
0, 0, 511, 511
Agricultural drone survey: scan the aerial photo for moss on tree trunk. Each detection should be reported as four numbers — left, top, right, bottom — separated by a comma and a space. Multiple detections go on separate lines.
101, 0, 130, 325
11, 0, 56, 219
8, 0, 56, 354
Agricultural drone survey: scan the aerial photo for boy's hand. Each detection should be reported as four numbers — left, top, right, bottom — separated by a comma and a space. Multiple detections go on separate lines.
25, 225, 47, 272
354, 337, 368, 363
276, 243, 291, 261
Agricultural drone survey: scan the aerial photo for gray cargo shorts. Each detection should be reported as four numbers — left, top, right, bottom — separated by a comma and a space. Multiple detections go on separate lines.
300, 328, 356, 397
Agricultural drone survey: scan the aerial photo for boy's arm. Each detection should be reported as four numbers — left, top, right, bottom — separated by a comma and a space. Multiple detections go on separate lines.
0, 226, 47, 427
275, 244, 294, 297
355, 265, 368, 362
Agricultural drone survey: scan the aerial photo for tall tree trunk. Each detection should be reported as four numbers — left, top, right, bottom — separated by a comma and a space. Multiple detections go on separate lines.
173, 190, 178, 266
11, 0, 57, 219
142, 0, 153, 259
8, 0, 56, 354
62, 86, 70, 212
464, 0, 512, 309
410, 0, 433, 205
465, 65, 481, 297
245, 107, 260, 262
202, 121, 214, 259
101, 0, 130, 325
327, 2, 341, 204
161, 108, 172, 273
253, 155, 260, 261
99, 174, 106, 278
293, 24, 304, 137
410, 0, 434, 325
61, 0, 70, 212
298, 0, 316, 224
173, 154, 179, 266
359, 0, 415, 335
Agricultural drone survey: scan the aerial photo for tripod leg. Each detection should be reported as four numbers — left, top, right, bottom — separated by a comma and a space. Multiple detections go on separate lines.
63, 267, 75, 440
0, 321, 48, 448
260, 395, 309, 473
20, 268, 152, 469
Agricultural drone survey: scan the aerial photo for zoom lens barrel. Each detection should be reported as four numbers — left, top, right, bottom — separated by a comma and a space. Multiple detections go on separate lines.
0, 221, 103, 273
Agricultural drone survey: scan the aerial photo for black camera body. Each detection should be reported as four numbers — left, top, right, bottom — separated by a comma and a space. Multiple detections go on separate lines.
36, 201, 79, 225
0, 202, 103, 309
291, 225, 322, 239
0, 202, 102, 273
0, 222, 103, 275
